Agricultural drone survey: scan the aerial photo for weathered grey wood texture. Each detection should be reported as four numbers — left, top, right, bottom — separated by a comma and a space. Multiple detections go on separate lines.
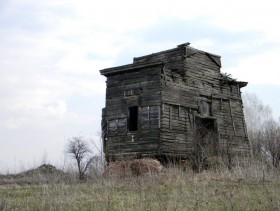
100, 43, 249, 162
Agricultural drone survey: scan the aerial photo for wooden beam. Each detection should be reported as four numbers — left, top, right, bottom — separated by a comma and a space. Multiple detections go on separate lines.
229, 100, 236, 136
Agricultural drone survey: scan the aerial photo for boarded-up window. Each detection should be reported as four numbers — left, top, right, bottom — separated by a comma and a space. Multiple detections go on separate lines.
108, 119, 118, 133
118, 118, 126, 132
140, 106, 149, 129
140, 106, 160, 129
124, 85, 141, 96
108, 118, 127, 133
149, 106, 159, 128
163, 104, 187, 131
199, 99, 212, 116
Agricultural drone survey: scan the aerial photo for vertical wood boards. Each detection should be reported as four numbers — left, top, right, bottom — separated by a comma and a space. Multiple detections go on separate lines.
100, 44, 249, 161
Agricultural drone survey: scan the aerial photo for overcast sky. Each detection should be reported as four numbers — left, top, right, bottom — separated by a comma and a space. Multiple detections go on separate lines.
1, 0, 280, 173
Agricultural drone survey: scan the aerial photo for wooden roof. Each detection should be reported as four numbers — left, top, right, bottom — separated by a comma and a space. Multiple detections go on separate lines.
100, 61, 163, 76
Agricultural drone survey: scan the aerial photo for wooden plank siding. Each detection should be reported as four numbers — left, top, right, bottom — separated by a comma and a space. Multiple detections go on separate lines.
100, 43, 249, 162
100, 62, 162, 161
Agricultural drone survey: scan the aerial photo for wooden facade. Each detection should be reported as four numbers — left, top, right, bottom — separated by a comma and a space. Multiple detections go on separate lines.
100, 43, 249, 162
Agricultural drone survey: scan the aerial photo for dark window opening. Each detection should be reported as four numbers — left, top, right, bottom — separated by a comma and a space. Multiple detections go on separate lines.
128, 106, 138, 131
195, 117, 216, 136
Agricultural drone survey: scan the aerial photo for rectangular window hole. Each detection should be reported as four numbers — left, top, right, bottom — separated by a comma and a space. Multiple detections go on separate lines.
128, 106, 138, 131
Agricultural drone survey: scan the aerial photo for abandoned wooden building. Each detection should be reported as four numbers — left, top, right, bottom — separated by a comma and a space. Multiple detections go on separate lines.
100, 43, 249, 163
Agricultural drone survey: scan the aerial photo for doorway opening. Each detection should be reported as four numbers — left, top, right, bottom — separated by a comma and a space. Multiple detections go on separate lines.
193, 116, 219, 172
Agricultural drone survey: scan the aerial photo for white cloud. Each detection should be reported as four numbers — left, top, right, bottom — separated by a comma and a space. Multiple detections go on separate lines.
1, 0, 280, 172
225, 49, 280, 85
209, 0, 280, 41
5, 117, 26, 129
192, 39, 215, 50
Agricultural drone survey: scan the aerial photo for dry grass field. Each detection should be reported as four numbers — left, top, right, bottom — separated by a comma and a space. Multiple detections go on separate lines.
1, 161, 280, 210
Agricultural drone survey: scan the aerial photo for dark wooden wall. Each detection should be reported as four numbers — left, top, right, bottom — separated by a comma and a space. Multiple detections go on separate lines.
100, 44, 249, 161
102, 64, 162, 160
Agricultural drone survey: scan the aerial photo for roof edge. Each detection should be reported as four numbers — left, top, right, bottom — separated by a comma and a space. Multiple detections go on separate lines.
100, 61, 163, 76
133, 43, 221, 64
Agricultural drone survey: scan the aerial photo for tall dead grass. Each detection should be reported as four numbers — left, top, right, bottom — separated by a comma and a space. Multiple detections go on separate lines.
0, 158, 280, 210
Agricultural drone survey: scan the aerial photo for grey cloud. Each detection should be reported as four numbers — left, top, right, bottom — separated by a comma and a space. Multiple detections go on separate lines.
119, 17, 273, 68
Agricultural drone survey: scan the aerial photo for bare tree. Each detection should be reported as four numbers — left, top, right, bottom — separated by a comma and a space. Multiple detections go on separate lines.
88, 132, 106, 175
66, 136, 94, 180
260, 120, 280, 167
243, 93, 273, 157
243, 92, 280, 167
243, 92, 272, 133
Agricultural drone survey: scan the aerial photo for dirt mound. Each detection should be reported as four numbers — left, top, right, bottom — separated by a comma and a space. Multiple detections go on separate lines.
0, 164, 70, 185
24, 164, 58, 175
104, 158, 163, 177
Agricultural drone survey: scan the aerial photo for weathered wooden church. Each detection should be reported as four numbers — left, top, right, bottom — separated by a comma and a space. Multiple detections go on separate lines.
100, 43, 249, 163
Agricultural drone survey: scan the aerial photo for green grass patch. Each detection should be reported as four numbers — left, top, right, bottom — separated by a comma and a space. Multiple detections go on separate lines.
1, 175, 280, 210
